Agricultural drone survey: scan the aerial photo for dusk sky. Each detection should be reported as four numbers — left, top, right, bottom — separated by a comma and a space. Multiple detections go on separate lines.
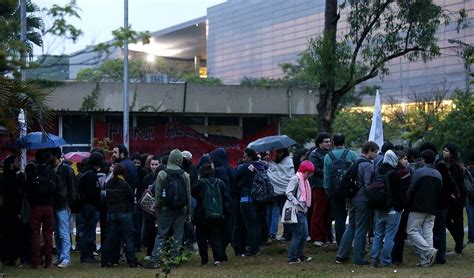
37, 0, 226, 56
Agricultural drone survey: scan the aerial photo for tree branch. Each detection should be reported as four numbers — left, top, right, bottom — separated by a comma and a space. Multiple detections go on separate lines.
337, 46, 421, 95
349, 0, 393, 80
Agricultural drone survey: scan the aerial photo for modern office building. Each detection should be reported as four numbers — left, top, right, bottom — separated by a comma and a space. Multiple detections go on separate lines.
69, 0, 473, 104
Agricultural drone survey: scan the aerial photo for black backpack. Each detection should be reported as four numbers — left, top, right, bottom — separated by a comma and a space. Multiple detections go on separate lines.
31, 164, 57, 197
367, 170, 393, 210
162, 169, 187, 209
463, 168, 474, 202
202, 179, 224, 219
328, 149, 357, 198
250, 167, 274, 203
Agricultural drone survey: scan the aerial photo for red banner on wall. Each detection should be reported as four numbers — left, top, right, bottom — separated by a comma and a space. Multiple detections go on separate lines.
94, 120, 277, 166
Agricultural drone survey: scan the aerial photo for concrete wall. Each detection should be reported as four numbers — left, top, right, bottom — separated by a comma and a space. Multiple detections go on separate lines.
47, 82, 318, 115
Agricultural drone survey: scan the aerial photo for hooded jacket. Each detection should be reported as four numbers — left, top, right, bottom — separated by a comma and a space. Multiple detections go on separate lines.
154, 149, 192, 218
210, 148, 235, 196
267, 155, 295, 196
234, 160, 266, 200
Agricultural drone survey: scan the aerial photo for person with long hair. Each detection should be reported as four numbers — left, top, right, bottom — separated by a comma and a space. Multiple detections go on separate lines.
286, 160, 315, 264
442, 143, 466, 255
100, 163, 140, 267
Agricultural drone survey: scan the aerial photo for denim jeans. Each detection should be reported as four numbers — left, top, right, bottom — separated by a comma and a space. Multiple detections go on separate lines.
336, 201, 369, 265
101, 212, 138, 265
150, 207, 186, 263
433, 208, 447, 264
288, 211, 308, 261
407, 212, 436, 265
467, 200, 474, 243
267, 201, 279, 237
80, 204, 99, 260
330, 197, 348, 245
240, 202, 260, 254
54, 208, 71, 263
370, 210, 401, 266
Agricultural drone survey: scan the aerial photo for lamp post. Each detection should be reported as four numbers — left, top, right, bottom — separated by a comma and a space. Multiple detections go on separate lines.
123, 0, 129, 149
19, 0, 27, 171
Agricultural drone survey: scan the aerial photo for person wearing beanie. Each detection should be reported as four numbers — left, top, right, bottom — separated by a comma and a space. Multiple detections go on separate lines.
370, 150, 404, 267
286, 160, 314, 264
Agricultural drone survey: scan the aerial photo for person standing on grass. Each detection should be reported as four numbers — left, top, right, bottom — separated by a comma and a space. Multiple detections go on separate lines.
286, 160, 315, 264
308, 132, 332, 247
370, 150, 404, 267
406, 150, 442, 267
50, 148, 76, 268
100, 163, 141, 268
192, 163, 230, 266
145, 149, 192, 269
335, 141, 378, 265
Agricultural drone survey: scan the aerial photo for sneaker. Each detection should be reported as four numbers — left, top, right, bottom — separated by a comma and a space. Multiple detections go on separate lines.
243, 251, 260, 257
214, 261, 221, 267
53, 260, 61, 266
144, 256, 151, 261
93, 251, 100, 256
129, 262, 142, 268
192, 242, 199, 251
306, 236, 311, 242
335, 257, 348, 264
313, 241, 327, 247
57, 261, 71, 268
299, 255, 312, 262
429, 249, 438, 267
288, 258, 301, 264
144, 261, 160, 269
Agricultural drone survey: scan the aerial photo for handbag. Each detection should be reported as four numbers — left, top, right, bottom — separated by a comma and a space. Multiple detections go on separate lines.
281, 199, 298, 224
138, 188, 157, 216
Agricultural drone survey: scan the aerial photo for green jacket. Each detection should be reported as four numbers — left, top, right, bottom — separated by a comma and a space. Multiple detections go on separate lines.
155, 149, 192, 219
323, 147, 358, 193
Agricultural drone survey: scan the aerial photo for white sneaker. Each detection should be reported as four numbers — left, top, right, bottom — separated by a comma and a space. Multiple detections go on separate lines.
57, 261, 71, 268
313, 241, 326, 247
144, 256, 151, 261
192, 242, 199, 251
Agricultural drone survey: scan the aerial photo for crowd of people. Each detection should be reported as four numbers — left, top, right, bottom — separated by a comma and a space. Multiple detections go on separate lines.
0, 133, 473, 270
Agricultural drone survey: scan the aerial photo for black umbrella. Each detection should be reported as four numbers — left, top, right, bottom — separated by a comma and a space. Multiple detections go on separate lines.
247, 135, 297, 153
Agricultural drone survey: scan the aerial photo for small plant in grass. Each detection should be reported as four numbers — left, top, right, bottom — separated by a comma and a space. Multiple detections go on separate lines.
156, 236, 192, 278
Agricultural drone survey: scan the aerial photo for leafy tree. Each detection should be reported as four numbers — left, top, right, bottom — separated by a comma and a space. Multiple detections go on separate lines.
24, 54, 69, 80
427, 90, 474, 155
284, 0, 463, 133
281, 116, 318, 145
77, 58, 147, 82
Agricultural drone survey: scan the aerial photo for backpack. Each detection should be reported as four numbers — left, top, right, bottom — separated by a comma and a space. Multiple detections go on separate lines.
202, 179, 224, 219
31, 164, 57, 197
367, 170, 393, 210
162, 169, 187, 209
463, 168, 474, 202
250, 167, 274, 203
328, 149, 357, 198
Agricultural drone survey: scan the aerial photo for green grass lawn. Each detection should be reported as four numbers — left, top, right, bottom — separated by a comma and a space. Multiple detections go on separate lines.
2, 237, 473, 278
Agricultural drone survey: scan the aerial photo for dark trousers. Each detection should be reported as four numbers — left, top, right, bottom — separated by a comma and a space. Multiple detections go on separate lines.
433, 208, 448, 264
391, 210, 409, 264
195, 220, 225, 264
1, 211, 22, 263
99, 205, 107, 250
232, 196, 247, 255
311, 188, 332, 242
447, 202, 464, 253
101, 212, 138, 265
142, 213, 157, 256
80, 204, 99, 260
330, 197, 347, 245
240, 202, 260, 254
30, 205, 54, 267
133, 205, 142, 251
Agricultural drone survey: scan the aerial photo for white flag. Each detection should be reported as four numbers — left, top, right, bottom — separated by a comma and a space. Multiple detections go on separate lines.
369, 90, 384, 149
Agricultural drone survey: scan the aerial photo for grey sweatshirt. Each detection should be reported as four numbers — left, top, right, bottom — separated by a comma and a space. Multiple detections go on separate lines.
267, 156, 295, 196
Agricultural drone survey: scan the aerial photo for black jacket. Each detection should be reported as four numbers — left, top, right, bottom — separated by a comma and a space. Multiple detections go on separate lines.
378, 163, 404, 212
308, 148, 328, 189
0, 168, 22, 215
406, 165, 442, 215
54, 163, 76, 210
79, 168, 101, 208
25, 163, 59, 207
191, 177, 229, 224
104, 177, 134, 214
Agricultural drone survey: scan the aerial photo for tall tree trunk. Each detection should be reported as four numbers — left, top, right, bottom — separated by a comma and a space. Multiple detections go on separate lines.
318, 0, 339, 133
